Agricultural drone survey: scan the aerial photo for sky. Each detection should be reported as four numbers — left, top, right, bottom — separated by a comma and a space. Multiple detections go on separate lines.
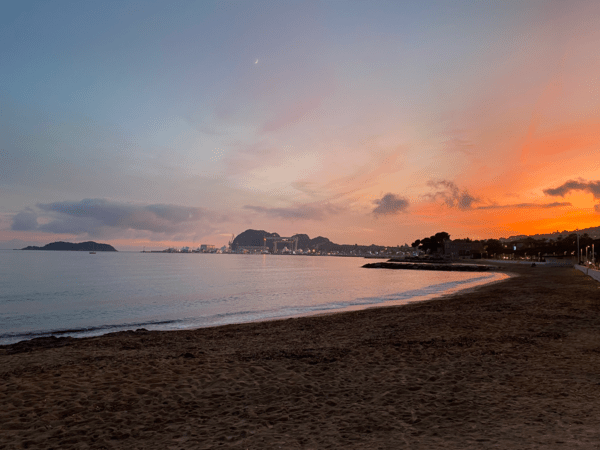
1, 0, 600, 251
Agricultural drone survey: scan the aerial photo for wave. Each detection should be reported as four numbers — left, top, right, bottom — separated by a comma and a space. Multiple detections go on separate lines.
0, 319, 184, 346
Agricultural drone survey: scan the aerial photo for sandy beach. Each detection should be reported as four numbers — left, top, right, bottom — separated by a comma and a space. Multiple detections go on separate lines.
2, 263, 600, 449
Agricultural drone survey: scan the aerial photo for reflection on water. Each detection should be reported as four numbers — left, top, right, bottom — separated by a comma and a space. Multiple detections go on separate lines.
0, 251, 506, 344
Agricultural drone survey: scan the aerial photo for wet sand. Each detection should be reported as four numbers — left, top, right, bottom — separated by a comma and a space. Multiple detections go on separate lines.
2, 264, 600, 449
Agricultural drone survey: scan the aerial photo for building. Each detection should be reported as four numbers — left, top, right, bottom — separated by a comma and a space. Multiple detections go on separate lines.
272, 237, 298, 253
444, 240, 485, 259
235, 246, 267, 254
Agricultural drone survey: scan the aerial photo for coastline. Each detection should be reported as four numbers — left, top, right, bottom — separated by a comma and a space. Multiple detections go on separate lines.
0, 266, 505, 346
2, 263, 600, 448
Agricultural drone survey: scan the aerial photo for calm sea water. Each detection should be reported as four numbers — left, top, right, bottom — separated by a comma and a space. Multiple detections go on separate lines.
0, 251, 507, 345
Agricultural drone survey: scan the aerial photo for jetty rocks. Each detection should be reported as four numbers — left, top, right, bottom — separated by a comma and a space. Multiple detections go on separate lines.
363, 261, 494, 272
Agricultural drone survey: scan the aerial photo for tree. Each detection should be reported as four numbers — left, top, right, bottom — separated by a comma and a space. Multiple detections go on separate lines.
414, 232, 451, 254
485, 239, 504, 255
434, 232, 450, 243
419, 237, 435, 253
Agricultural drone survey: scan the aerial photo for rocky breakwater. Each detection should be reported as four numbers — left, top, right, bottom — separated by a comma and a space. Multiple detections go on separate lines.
363, 261, 494, 272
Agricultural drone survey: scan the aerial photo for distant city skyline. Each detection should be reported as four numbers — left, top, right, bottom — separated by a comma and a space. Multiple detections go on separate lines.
2, 1, 600, 251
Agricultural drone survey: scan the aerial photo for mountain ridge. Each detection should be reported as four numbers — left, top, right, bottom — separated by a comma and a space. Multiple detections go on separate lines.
501, 225, 600, 242
231, 230, 333, 251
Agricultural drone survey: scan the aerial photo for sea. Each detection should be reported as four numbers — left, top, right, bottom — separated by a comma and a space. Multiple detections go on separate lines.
0, 251, 508, 345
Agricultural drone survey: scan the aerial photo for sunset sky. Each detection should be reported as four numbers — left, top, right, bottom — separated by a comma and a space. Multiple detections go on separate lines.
2, 0, 600, 250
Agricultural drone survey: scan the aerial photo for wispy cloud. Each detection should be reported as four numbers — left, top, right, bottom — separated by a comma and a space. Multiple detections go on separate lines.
261, 95, 325, 133
424, 180, 572, 212
323, 148, 405, 197
475, 202, 571, 210
11, 199, 225, 237
244, 202, 343, 221
426, 180, 478, 209
372, 193, 409, 216
442, 135, 475, 157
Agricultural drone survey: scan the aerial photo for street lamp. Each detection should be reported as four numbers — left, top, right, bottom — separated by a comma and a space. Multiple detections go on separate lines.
577, 229, 580, 264
586, 246, 590, 264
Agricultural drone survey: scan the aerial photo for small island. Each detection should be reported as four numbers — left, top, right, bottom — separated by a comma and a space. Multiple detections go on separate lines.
21, 241, 117, 252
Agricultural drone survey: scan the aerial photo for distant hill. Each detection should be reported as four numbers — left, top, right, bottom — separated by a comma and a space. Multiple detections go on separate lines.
21, 241, 117, 252
232, 229, 413, 254
501, 225, 600, 242
290, 234, 332, 250
232, 230, 335, 251
231, 230, 280, 251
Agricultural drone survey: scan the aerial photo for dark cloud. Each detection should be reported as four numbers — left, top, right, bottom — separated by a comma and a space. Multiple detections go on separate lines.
11, 209, 38, 231
38, 216, 102, 235
244, 203, 343, 221
372, 194, 409, 216
458, 191, 477, 209
11, 199, 223, 236
427, 180, 478, 209
543, 179, 600, 213
543, 179, 600, 198
475, 202, 572, 210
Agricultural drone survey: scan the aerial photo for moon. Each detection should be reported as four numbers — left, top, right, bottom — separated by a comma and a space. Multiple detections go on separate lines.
255, 59, 258, 64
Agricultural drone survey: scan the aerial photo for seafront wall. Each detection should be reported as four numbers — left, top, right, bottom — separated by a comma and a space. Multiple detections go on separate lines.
480, 259, 547, 265
480, 259, 574, 267
575, 264, 600, 283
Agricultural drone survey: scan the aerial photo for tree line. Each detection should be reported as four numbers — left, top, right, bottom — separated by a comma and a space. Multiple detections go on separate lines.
410, 232, 600, 260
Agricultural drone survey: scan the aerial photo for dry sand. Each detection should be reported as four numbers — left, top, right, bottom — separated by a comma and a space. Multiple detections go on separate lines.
2, 264, 600, 449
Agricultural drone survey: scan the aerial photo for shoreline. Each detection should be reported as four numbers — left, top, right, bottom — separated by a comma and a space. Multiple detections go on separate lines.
0, 269, 506, 346
2, 263, 600, 448
234, 270, 510, 331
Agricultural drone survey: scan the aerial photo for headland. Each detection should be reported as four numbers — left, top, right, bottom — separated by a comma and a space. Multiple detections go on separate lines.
21, 241, 117, 252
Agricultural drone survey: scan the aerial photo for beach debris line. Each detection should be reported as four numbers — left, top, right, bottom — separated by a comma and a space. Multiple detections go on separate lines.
362, 261, 494, 272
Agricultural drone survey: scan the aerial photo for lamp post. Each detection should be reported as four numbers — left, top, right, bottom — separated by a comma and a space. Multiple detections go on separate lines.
586, 246, 590, 263
577, 229, 580, 264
